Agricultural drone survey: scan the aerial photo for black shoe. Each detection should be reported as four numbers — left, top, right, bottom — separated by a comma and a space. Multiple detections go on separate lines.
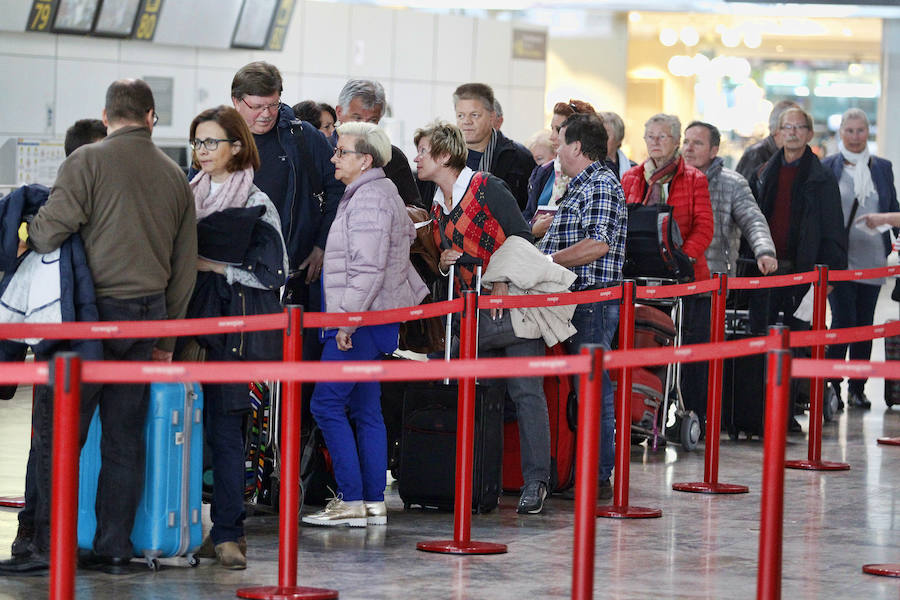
78, 550, 133, 575
0, 553, 49, 576
516, 481, 548, 514
598, 479, 613, 501
848, 390, 871, 410
11, 523, 34, 557
788, 417, 803, 433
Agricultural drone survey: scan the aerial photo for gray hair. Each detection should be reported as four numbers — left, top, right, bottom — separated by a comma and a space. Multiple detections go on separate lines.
337, 79, 386, 116
493, 99, 503, 118
768, 100, 800, 134
336, 122, 392, 167
840, 107, 870, 130
644, 113, 681, 141
599, 111, 625, 145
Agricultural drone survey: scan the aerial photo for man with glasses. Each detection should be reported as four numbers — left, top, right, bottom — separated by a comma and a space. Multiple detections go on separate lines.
335, 79, 423, 208
750, 107, 846, 430
0, 79, 197, 575
229, 61, 343, 307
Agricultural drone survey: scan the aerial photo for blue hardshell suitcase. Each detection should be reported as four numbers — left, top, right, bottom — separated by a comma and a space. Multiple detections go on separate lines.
78, 382, 204, 570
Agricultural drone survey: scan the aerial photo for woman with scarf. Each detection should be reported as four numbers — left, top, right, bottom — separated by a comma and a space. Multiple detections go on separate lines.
822, 108, 899, 410
184, 106, 288, 569
523, 99, 596, 228
300, 122, 427, 528
620, 113, 713, 434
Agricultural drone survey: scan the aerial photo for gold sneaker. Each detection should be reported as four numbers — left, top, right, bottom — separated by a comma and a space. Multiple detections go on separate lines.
197, 535, 246, 559
365, 501, 387, 526
302, 495, 367, 527
215, 541, 246, 570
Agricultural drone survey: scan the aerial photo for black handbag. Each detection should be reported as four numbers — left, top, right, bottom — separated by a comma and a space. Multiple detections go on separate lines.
623, 202, 695, 282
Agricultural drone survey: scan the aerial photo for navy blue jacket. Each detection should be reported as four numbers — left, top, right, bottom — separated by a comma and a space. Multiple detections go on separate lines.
189, 105, 344, 271
822, 153, 899, 257
0, 184, 102, 362
523, 161, 554, 222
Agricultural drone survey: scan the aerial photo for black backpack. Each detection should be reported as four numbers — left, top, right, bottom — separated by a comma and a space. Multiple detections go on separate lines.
623, 202, 695, 283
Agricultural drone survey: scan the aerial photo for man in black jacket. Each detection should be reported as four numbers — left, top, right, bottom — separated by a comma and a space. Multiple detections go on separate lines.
749, 106, 846, 336
421, 83, 534, 213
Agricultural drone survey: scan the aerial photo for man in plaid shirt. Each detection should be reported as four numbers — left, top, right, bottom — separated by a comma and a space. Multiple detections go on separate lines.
538, 113, 626, 501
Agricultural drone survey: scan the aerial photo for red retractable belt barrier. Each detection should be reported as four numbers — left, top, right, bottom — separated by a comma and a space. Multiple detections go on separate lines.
479, 286, 621, 310
785, 266, 850, 472
239, 306, 339, 600
49, 353, 81, 600
634, 277, 719, 300
418, 291, 507, 555
596, 280, 661, 520
571, 346, 604, 600
756, 327, 791, 600
729, 270, 818, 290
828, 265, 900, 282
306, 298, 462, 329
673, 273, 749, 495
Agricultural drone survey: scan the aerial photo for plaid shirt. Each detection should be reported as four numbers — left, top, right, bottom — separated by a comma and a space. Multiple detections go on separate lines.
537, 161, 626, 290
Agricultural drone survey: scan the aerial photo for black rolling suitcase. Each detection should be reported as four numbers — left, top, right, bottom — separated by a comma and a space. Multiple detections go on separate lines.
722, 311, 766, 439
397, 261, 503, 513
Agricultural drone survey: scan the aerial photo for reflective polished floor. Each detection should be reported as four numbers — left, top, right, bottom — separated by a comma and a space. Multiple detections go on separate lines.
2, 292, 900, 599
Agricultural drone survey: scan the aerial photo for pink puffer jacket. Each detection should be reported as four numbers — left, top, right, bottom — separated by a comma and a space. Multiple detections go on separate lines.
322, 168, 428, 332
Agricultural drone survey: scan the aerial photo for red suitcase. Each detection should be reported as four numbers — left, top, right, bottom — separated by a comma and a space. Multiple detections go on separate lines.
610, 367, 663, 431
502, 344, 576, 493
634, 304, 676, 349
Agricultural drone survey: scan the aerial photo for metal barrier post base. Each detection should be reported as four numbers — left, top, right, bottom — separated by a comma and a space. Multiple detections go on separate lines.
595, 506, 662, 519
672, 482, 749, 494
0, 495, 24, 508
862, 564, 900, 577
876, 437, 900, 446
784, 459, 850, 471
416, 540, 507, 555
236, 585, 339, 599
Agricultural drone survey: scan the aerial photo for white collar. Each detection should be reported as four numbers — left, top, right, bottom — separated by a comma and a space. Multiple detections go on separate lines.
433, 167, 475, 215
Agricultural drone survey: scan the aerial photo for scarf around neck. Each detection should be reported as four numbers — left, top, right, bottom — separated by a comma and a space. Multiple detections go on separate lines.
642, 151, 680, 205
838, 140, 875, 206
190, 167, 254, 221
477, 129, 499, 173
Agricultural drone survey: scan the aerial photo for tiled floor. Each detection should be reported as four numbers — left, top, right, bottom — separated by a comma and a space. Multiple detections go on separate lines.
1, 288, 900, 599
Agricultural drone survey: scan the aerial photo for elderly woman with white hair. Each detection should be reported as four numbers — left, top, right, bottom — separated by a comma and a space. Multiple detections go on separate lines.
621, 113, 714, 431
302, 122, 428, 527
822, 108, 899, 410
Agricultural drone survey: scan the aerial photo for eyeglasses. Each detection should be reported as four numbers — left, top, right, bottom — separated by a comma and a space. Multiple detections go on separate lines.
334, 147, 364, 158
780, 123, 810, 132
415, 147, 432, 157
644, 134, 673, 143
148, 109, 159, 126
240, 96, 281, 114
191, 138, 236, 151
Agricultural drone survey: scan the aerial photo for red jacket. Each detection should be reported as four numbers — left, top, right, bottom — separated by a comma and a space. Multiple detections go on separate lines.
621, 158, 714, 281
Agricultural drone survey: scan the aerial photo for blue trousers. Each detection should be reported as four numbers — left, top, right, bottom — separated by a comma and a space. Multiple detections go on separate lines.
566, 299, 619, 483
826, 281, 881, 395
310, 325, 397, 502
203, 383, 246, 545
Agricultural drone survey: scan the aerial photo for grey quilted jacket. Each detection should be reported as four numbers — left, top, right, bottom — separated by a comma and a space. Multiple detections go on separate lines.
703, 157, 776, 275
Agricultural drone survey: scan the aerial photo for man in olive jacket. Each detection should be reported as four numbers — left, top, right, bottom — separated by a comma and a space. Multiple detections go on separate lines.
0, 79, 196, 575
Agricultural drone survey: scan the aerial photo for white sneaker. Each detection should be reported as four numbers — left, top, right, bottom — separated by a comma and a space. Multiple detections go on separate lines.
302, 495, 367, 527
364, 501, 387, 526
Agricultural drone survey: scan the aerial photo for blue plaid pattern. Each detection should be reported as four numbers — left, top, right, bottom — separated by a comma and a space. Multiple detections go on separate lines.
537, 161, 626, 290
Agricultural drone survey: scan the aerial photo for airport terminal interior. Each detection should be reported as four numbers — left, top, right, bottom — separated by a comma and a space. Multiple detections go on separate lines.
2, 0, 900, 598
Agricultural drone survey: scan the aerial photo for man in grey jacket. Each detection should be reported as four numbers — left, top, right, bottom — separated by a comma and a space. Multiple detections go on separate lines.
682, 121, 778, 277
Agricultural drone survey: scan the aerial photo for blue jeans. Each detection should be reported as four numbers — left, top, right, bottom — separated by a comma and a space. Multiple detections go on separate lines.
826, 281, 881, 395
566, 299, 619, 483
310, 325, 398, 502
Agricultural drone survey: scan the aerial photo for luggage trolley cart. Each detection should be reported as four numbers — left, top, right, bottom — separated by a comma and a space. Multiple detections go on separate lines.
629, 276, 702, 451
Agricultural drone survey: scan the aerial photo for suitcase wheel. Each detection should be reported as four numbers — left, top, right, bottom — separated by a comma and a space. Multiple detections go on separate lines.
147, 557, 161, 572
188, 554, 200, 568
679, 411, 701, 451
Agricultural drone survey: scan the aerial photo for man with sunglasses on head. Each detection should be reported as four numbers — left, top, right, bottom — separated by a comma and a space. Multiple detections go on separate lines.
228, 61, 343, 308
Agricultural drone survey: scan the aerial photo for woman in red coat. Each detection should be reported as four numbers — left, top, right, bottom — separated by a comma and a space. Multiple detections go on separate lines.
621, 113, 714, 432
